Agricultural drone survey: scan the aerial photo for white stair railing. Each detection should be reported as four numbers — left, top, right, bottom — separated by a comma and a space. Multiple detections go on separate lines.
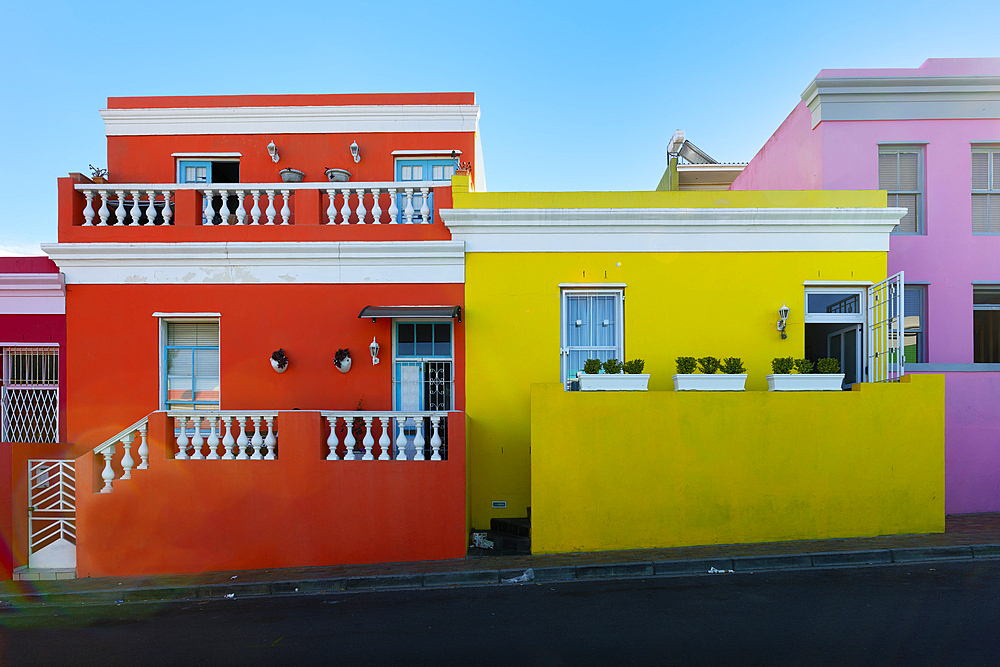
93, 415, 150, 493
320, 411, 447, 461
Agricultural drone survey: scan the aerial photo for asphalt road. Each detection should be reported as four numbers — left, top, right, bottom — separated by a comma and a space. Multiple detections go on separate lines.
2, 559, 999, 666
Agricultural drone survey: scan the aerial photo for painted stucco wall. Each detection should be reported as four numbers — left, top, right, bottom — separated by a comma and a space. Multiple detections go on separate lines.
530, 375, 944, 554
729, 102, 823, 192
463, 247, 886, 528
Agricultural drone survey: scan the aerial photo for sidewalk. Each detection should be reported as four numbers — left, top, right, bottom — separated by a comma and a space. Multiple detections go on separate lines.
4, 513, 1000, 607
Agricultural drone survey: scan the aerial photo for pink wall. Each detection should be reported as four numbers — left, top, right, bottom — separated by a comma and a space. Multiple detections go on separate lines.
730, 102, 823, 191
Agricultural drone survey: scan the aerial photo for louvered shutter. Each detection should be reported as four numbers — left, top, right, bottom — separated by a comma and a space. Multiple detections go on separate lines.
878, 153, 898, 190
972, 152, 990, 189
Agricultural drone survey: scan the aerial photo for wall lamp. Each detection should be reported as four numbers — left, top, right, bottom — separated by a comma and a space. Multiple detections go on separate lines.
369, 336, 380, 365
267, 141, 279, 163
777, 302, 790, 340
350, 141, 361, 163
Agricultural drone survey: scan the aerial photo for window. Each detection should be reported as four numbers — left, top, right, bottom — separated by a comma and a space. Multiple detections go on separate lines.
904, 286, 926, 363
972, 147, 1000, 234
395, 159, 456, 183
163, 321, 220, 410
1, 347, 58, 443
176, 160, 240, 184
393, 322, 453, 412
974, 287, 1000, 363
879, 146, 923, 234
560, 288, 624, 384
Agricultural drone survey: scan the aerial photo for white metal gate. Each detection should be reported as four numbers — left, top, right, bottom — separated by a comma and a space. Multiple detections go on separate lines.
866, 272, 905, 383
28, 459, 76, 569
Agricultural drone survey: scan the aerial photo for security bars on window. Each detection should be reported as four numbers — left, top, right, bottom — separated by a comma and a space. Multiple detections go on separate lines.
1, 347, 59, 443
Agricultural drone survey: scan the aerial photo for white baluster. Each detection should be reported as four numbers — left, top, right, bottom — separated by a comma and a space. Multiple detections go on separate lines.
82, 191, 95, 226
265, 191, 276, 225
250, 416, 264, 460
264, 416, 277, 460
250, 191, 262, 225
430, 416, 443, 461
395, 417, 408, 461
403, 189, 414, 224
326, 416, 341, 460
98, 191, 110, 226
145, 191, 158, 225
162, 191, 173, 225
114, 190, 127, 226
280, 190, 291, 225
371, 188, 382, 224
127, 191, 141, 226
137, 422, 149, 469
325, 189, 338, 224
388, 188, 399, 224
203, 189, 214, 225
234, 191, 246, 225
236, 417, 249, 459
222, 417, 236, 460
413, 415, 426, 461
362, 417, 374, 460
120, 434, 134, 479
419, 187, 431, 223
340, 188, 351, 224
355, 189, 367, 224
175, 418, 189, 460
100, 448, 115, 493
218, 190, 231, 225
344, 417, 357, 460
206, 417, 220, 460
190, 417, 205, 459
378, 415, 391, 460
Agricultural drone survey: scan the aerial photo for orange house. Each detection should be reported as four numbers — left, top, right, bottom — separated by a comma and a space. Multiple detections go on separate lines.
43, 93, 482, 577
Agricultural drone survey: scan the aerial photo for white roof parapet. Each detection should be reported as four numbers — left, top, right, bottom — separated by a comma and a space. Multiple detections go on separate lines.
0, 272, 65, 315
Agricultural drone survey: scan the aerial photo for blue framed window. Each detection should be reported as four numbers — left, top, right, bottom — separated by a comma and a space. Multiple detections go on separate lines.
164, 322, 220, 410
394, 322, 453, 412
178, 160, 211, 184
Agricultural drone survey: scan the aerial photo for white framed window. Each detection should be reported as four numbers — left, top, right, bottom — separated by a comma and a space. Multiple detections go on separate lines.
972, 147, 1000, 234
1, 346, 59, 443
560, 286, 625, 384
160, 319, 220, 410
974, 286, 1000, 363
879, 146, 924, 234
803, 288, 866, 324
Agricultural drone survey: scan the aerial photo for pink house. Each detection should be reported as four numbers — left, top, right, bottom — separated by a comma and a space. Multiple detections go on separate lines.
733, 58, 1000, 514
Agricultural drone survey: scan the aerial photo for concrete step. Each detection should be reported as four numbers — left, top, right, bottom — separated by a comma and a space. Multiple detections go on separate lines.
13, 566, 76, 581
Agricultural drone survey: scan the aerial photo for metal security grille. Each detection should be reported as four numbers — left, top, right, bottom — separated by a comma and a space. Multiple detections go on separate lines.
2, 347, 59, 443
867, 272, 905, 383
28, 459, 76, 564
394, 361, 454, 412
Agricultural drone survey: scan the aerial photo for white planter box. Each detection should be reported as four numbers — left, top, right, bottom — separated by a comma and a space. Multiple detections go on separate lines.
766, 374, 845, 391
578, 373, 650, 391
672, 374, 747, 391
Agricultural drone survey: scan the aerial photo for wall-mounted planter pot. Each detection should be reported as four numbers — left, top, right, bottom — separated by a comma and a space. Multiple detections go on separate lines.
335, 356, 352, 374
578, 373, 650, 391
325, 168, 351, 182
672, 374, 747, 391
279, 168, 305, 183
766, 374, 845, 391
270, 358, 288, 374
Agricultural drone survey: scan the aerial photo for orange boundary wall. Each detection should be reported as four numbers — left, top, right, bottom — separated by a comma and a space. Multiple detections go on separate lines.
76, 411, 467, 577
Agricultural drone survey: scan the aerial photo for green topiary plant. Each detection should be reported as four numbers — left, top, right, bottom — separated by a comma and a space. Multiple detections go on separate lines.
771, 356, 794, 374
793, 358, 814, 374
720, 357, 746, 374
623, 359, 645, 374
602, 358, 623, 375
817, 357, 841, 374
676, 356, 697, 374
697, 357, 720, 374
582, 358, 602, 374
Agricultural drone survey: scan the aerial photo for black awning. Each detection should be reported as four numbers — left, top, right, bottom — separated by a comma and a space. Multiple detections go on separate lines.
358, 305, 462, 323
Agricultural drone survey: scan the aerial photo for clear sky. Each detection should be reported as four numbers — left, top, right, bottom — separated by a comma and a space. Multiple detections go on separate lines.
0, 0, 997, 255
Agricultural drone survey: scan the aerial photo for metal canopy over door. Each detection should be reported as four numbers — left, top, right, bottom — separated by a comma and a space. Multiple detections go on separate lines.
28, 459, 76, 569
866, 272, 905, 383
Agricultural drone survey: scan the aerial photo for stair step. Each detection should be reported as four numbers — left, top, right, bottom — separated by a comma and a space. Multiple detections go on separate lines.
487, 530, 530, 554
490, 517, 530, 538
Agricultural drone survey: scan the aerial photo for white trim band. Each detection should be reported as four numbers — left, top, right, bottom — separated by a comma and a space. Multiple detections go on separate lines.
0, 273, 66, 314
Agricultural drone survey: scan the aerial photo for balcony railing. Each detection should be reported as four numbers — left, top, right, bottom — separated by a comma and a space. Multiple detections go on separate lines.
74, 181, 440, 227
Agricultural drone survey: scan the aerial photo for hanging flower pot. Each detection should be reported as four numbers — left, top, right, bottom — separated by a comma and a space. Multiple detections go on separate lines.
334, 348, 352, 374
270, 348, 289, 373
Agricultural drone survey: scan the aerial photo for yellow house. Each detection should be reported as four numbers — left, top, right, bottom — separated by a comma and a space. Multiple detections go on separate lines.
441, 177, 944, 554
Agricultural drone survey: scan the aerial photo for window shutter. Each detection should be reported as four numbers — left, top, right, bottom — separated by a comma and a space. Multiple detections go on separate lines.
897, 152, 919, 190
972, 194, 990, 233
895, 194, 918, 233
993, 151, 1000, 189
878, 153, 898, 190
972, 152, 990, 190
167, 322, 219, 346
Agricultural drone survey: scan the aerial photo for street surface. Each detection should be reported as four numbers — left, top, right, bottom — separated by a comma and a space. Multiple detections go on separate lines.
2, 559, 999, 666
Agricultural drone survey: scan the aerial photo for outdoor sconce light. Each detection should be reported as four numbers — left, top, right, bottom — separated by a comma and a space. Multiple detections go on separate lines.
777, 302, 790, 340
267, 141, 279, 163
350, 140, 361, 163
369, 336, 380, 365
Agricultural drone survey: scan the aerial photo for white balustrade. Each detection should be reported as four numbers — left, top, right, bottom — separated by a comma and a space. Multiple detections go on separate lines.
168, 411, 279, 461
93, 416, 149, 493
320, 411, 449, 461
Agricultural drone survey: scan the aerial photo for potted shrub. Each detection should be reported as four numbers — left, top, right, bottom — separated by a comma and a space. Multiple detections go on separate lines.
89, 164, 108, 184
578, 357, 649, 391
767, 357, 845, 391
673, 356, 747, 391
270, 348, 289, 373
334, 348, 352, 374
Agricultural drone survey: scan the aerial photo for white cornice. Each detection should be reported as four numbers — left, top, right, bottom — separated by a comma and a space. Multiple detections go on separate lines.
0, 273, 65, 314
40, 241, 465, 285
802, 75, 1000, 128
101, 105, 481, 136
440, 207, 903, 253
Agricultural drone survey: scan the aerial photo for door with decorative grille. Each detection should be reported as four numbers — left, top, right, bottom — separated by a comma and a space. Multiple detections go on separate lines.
2, 347, 59, 443
28, 459, 76, 569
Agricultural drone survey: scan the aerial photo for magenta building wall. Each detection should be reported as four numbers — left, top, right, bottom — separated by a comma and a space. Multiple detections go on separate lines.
732, 59, 1000, 514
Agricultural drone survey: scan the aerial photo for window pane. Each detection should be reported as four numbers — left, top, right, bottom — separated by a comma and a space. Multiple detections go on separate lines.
972, 152, 990, 190
193, 348, 218, 375
433, 324, 451, 356
894, 194, 918, 233
415, 323, 433, 356
166, 348, 193, 374
432, 165, 444, 180
807, 293, 860, 314
412, 165, 423, 180
973, 194, 990, 233
566, 296, 590, 347
878, 153, 898, 190
397, 323, 415, 357
974, 288, 1000, 305
897, 152, 919, 190
974, 310, 1000, 363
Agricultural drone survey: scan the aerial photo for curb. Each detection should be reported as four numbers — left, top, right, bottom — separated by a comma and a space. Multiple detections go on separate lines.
3, 544, 998, 607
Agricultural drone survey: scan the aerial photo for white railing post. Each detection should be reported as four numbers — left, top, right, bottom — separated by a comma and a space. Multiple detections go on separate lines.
100, 446, 116, 493
340, 188, 352, 225
419, 187, 431, 223
202, 189, 214, 225
265, 191, 276, 225
222, 417, 236, 460
326, 416, 341, 460
355, 189, 367, 224
98, 191, 110, 226
120, 434, 134, 479
207, 417, 220, 460
326, 189, 338, 224
250, 416, 264, 460
403, 189, 414, 224
395, 417, 408, 461
280, 190, 291, 225
234, 191, 246, 225
190, 417, 205, 459
176, 418, 189, 460
362, 416, 374, 460
82, 190, 95, 226
413, 415, 426, 461
162, 191, 172, 225
378, 416, 391, 460
137, 422, 149, 469
146, 191, 158, 225
218, 190, 231, 225
388, 188, 399, 223
430, 416, 442, 461
250, 191, 262, 225
344, 417, 357, 460
129, 191, 142, 226
114, 191, 127, 226
371, 189, 382, 224
264, 416, 277, 460
236, 417, 249, 460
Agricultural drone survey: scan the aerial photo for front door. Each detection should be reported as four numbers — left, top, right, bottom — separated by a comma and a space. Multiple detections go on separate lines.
28, 459, 76, 569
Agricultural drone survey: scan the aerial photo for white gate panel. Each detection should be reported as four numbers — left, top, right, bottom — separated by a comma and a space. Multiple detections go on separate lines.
28, 459, 76, 569
867, 272, 905, 383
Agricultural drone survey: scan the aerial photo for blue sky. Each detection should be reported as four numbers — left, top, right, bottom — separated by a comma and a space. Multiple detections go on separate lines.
0, 0, 996, 254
